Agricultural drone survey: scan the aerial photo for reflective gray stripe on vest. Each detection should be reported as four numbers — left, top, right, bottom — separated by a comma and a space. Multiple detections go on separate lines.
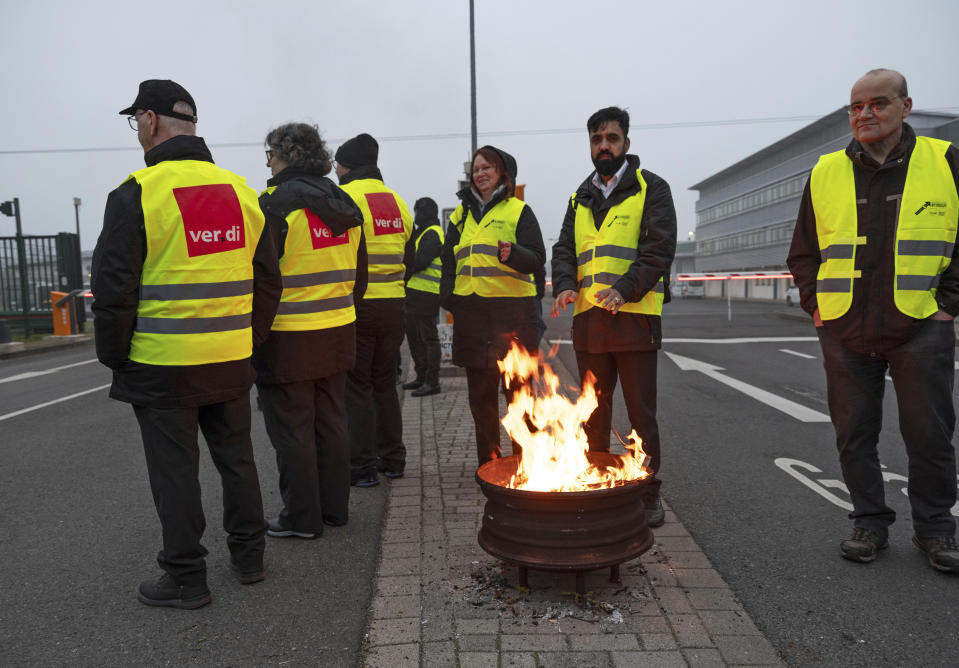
275, 294, 354, 315
140, 279, 253, 301
594, 244, 637, 261
282, 268, 356, 289
369, 271, 406, 283
898, 239, 954, 257
820, 244, 855, 261
817, 278, 852, 293
580, 273, 663, 292
469, 266, 532, 282
897, 274, 941, 291
577, 249, 593, 266
470, 244, 499, 257
455, 247, 470, 261
412, 273, 441, 284
136, 312, 252, 334
368, 253, 404, 264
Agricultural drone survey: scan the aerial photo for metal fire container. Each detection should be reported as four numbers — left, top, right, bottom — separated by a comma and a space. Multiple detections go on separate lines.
475, 453, 653, 594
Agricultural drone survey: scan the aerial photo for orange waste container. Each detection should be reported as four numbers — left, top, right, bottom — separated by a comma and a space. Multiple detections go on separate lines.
51, 291, 74, 336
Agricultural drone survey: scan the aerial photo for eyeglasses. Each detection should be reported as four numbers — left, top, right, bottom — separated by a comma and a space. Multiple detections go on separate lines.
265, 149, 273, 161
846, 96, 904, 117
127, 115, 138, 131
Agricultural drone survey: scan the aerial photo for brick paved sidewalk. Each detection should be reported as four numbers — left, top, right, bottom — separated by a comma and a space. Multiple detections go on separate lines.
361, 371, 785, 668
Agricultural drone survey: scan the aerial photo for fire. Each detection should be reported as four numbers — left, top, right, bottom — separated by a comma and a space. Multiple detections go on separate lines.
497, 342, 649, 492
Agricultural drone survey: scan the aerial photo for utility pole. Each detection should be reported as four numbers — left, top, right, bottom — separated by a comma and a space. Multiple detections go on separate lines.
469, 0, 477, 155
73, 197, 82, 251
0, 197, 31, 338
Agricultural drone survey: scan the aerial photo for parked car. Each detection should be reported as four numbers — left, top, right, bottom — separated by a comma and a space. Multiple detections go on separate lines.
785, 285, 799, 306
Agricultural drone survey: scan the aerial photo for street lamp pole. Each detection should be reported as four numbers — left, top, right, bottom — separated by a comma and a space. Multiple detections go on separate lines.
469, 0, 477, 155
73, 197, 81, 250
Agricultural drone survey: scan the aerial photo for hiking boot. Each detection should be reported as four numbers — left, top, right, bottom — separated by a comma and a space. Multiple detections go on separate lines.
647, 496, 665, 528
402, 379, 425, 390
137, 573, 211, 609
266, 518, 317, 540
351, 471, 380, 488
230, 560, 266, 585
912, 535, 959, 573
411, 384, 441, 397
840, 527, 888, 563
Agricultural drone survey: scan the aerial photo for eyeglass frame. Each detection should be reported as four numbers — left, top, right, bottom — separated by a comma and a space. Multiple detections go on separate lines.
846, 95, 906, 117
265, 149, 274, 162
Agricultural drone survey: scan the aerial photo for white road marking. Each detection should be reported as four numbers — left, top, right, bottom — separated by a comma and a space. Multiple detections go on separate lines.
0, 358, 98, 385
548, 336, 820, 345
0, 383, 111, 422
666, 352, 831, 422
775, 458, 853, 511
780, 348, 816, 359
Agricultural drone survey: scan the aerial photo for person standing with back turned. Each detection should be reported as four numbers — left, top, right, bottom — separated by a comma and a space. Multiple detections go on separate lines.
403, 196, 445, 397
788, 69, 959, 572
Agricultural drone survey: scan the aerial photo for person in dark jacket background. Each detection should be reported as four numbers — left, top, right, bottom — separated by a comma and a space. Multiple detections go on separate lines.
403, 197, 444, 397
551, 106, 676, 529
255, 123, 366, 540
92, 80, 282, 609
440, 145, 546, 466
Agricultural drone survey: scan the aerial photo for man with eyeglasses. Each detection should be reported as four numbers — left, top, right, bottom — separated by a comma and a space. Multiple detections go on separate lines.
92, 80, 282, 607
788, 68, 959, 573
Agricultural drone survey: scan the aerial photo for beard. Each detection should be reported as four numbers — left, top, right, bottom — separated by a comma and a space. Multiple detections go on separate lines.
592, 151, 626, 177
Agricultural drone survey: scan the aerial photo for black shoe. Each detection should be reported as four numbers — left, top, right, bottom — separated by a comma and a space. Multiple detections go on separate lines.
266, 518, 317, 539
351, 471, 380, 488
402, 379, 425, 390
323, 515, 348, 527
137, 573, 211, 610
384, 469, 405, 479
840, 527, 888, 563
230, 560, 266, 585
913, 535, 959, 573
647, 497, 665, 528
411, 384, 441, 397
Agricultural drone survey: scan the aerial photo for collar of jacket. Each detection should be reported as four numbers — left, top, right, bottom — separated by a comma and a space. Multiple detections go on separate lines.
846, 122, 915, 171
414, 214, 440, 235
143, 135, 214, 167
339, 164, 383, 185
455, 184, 509, 224
261, 172, 362, 236
575, 154, 642, 209
267, 166, 326, 188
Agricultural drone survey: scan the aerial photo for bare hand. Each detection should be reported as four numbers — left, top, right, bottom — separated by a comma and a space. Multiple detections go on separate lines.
930, 309, 955, 321
813, 308, 823, 327
498, 240, 511, 262
595, 287, 625, 314
551, 289, 577, 318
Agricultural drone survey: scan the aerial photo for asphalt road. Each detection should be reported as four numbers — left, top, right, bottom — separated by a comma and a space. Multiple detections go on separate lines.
545, 297, 959, 667
0, 345, 387, 667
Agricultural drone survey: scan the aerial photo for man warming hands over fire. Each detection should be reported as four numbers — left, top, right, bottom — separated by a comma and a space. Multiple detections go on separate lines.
551, 106, 677, 528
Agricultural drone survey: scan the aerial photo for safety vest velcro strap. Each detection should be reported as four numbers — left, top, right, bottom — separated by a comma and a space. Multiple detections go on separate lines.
898, 240, 954, 257
136, 312, 252, 334
141, 279, 253, 301
469, 266, 532, 282
820, 244, 855, 261
897, 274, 941, 291
593, 244, 637, 261
817, 278, 852, 293
368, 253, 404, 264
414, 273, 441, 284
282, 269, 356, 289
275, 294, 354, 315
369, 271, 405, 283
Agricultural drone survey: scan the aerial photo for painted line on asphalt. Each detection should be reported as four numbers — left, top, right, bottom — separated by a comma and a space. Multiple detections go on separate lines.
0, 383, 112, 422
0, 358, 98, 385
548, 336, 820, 345
780, 348, 816, 359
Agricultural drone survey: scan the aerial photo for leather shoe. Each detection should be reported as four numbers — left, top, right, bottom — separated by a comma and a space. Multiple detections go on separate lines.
137, 573, 211, 609
266, 518, 317, 539
351, 471, 380, 488
402, 379, 424, 390
411, 384, 441, 397
913, 535, 959, 573
840, 527, 888, 563
230, 560, 266, 585
647, 496, 665, 528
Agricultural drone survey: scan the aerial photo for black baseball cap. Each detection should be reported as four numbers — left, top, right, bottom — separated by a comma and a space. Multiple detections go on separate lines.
119, 79, 197, 123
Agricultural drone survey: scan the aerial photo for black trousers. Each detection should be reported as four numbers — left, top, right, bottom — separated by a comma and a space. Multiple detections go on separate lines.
466, 367, 523, 466
257, 371, 350, 533
348, 302, 406, 477
133, 394, 266, 586
575, 349, 662, 501
818, 320, 957, 537
406, 312, 440, 387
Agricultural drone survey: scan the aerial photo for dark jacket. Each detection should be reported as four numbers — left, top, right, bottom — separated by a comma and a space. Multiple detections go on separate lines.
252, 167, 366, 384
787, 124, 959, 354
440, 187, 546, 368
91, 135, 283, 408
406, 213, 444, 316
551, 155, 677, 352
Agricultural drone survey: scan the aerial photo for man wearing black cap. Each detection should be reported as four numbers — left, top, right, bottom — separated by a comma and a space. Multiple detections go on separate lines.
551, 106, 676, 529
403, 197, 444, 397
92, 80, 282, 608
334, 134, 414, 486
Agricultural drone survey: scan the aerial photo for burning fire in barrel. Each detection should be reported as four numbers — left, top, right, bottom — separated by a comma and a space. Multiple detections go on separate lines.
475, 343, 654, 594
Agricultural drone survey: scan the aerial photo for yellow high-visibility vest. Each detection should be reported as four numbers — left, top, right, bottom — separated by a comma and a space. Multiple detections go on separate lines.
262, 185, 361, 331
340, 179, 413, 299
406, 224, 444, 295
572, 169, 663, 316
128, 160, 265, 365
451, 198, 535, 298
810, 136, 958, 320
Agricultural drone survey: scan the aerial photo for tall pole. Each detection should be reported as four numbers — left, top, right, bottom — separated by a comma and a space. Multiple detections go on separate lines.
13, 198, 31, 338
469, 0, 477, 155
73, 197, 82, 251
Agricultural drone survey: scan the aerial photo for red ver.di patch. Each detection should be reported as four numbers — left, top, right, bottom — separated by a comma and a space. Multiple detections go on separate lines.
365, 193, 405, 236
174, 184, 245, 257
307, 210, 349, 250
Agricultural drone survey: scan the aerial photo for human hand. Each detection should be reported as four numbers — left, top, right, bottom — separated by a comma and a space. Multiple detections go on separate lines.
551, 290, 577, 317
498, 240, 511, 262
930, 309, 955, 321
813, 308, 823, 327
595, 287, 625, 314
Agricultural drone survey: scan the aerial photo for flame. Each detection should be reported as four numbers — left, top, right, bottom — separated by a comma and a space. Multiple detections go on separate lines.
496, 342, 649, 491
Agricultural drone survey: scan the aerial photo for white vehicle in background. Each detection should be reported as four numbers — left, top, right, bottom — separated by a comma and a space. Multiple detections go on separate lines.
681, 279, 705, 298
785, 285, 800, 306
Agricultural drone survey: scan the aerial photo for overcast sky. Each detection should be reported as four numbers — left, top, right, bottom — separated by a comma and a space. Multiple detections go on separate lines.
1, 0, 957, 254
